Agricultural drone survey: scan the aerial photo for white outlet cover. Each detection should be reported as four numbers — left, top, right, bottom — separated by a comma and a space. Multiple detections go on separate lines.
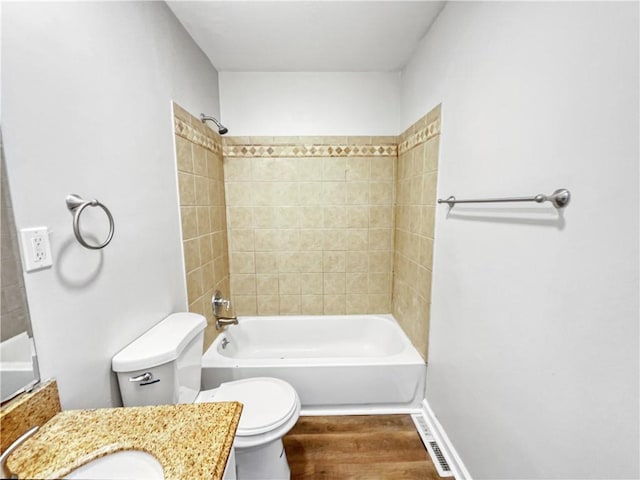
19, 227, 53, 272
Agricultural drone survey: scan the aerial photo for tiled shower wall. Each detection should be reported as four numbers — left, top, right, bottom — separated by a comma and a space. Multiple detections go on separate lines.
173, 104, 230, 349
392, 105, 441, 360
1, 135, 31, 342
222, 138, 397, 316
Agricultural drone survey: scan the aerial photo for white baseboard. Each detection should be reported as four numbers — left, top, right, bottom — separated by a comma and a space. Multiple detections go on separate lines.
420, 398, 472, 480
300, 406, 422, 416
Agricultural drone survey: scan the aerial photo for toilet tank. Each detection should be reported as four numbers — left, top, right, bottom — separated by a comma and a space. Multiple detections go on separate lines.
112, 313, 206, 407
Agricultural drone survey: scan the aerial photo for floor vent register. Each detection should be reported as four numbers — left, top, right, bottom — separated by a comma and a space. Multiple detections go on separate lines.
411, 413, 454, 477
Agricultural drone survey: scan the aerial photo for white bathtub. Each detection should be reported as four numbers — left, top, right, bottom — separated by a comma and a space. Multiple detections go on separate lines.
201, 314, 426, 415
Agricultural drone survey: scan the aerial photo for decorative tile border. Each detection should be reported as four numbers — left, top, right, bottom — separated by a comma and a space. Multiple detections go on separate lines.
174, 117, 223, 155
222, 143, 397, 158
398, 119, 441, 155
175, 115, 438, 159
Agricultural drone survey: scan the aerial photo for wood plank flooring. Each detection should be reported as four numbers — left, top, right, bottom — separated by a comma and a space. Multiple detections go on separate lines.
283, 415, 441, 480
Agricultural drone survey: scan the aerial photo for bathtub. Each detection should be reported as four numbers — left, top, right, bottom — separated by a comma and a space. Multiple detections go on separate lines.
201, 314, 426, 415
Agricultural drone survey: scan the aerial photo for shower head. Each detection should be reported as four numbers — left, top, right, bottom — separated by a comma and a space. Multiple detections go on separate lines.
200, 114, 228, 135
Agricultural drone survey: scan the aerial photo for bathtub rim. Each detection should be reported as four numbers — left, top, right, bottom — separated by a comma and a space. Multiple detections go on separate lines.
202, 313, 425, 367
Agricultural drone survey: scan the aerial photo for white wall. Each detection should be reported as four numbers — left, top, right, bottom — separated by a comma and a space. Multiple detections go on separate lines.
402, 2, 639, 479
1, 2, 219, 409
219, 72, 400, 136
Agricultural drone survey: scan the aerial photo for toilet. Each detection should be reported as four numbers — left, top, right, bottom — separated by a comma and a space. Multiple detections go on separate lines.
112, 312, 300, 480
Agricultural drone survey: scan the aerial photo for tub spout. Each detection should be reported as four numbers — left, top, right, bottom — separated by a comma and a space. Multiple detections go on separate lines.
215, 316, 238, 331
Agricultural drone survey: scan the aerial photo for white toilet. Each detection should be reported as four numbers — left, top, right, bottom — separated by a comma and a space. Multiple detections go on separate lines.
112, 312, 300, 480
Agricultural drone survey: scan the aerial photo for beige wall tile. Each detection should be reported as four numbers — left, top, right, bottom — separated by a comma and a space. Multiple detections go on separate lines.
424, 136, 440, 173
231, 274, 256, 295
234, 295, 257, 315
257, 295, 279, 315
369, 206, 393, 227
301, 295, 324, 314
183, 238, 200, 273
346, 157, 370, 181
297, 158, 323, 181
197, 206, 211, 235
272, 182, 299, 205
346, 251, 368, 272
346, 136, 372, 145
346, 206, 369, 228
370, 182, 394, 205
300, 229, 323, 250
277, 252, 301, 272
299, 183, 324, 206
199, 235, 214, 264
193, 145, 208, 176
175, 135, 193, 173
322, 182, 346, 205
255, 252, 278, 273
345, 229, 368, 251
323, 294, 346, 315
368, 293, 390, 313
225, 183, 253, 206
323, 273, 345, 294
178, 172, 196, 206
346, 182, 369, 205
370, 157, 394, 181
279, 295, 301, 315
180, 207, 198, 240
230, 229, 255, 252
369, 251, 391, 273
299, 251, 323, 272
195, 176, 210, 205
421, 172, 438, 206
323, 229, 346, 250
322, 251, 345, 272
257, 274, 279, 295
224, 158, 252, 181
346, 273, 368, 294
323, 157, 346, 181
279, 273, 301, 294
187, 268, 204, 304
300, 273, 323, 295
230, 252, 255, 274
228, 207, 253, 229
369, 228, 393, 250
323, 206, 346, 228
346, 294, 368, 314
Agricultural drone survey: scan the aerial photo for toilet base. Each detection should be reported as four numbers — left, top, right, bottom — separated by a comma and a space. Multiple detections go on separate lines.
235, 438, 290, 480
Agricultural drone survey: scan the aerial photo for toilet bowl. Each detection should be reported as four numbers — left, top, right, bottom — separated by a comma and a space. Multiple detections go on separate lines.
197, 377, 300, 479
112, 313, 300, 479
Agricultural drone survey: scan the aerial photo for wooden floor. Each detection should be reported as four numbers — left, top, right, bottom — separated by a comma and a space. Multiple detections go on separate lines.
283, 415, 441, 480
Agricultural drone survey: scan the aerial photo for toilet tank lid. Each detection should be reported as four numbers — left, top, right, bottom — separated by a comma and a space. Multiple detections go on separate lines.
112, 312, 206, 372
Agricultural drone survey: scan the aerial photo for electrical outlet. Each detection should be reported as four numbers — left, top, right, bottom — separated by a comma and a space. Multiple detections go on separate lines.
19, 227, 53, 272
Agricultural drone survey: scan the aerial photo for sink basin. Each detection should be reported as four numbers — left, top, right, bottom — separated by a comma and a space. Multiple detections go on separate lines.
64, 450, 164, 480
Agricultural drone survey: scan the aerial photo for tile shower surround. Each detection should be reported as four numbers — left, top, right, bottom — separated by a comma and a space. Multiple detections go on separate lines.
173, 104, 230, 350
223, 136, 397, 317
173, 103, 440, 360
393, 105, 441, 361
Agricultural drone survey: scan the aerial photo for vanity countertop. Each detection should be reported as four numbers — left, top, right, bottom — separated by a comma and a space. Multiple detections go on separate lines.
6, 401, 243, 480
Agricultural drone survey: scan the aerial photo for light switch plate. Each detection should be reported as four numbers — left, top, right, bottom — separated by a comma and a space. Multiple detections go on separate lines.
19, 227, 53, 272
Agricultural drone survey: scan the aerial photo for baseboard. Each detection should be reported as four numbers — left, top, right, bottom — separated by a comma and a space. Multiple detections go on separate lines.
300, 406, 422, 416
419, 398, 472, 480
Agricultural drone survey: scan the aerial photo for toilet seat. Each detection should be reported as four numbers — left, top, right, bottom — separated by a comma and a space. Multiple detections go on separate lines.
195, 377, 301, 448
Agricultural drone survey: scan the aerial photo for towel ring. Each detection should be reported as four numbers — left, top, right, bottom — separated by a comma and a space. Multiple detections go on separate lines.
65, 194, 114, 250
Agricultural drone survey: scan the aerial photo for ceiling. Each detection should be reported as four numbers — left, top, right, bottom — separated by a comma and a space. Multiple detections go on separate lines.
166, 1, 446, 72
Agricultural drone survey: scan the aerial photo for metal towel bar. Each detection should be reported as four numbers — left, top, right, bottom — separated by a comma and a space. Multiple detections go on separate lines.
66, 194, 115, 249
438, 188, 571, 209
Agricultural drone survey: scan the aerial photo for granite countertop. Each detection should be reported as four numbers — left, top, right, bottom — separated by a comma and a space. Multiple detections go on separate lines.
6, 401, 242, 480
